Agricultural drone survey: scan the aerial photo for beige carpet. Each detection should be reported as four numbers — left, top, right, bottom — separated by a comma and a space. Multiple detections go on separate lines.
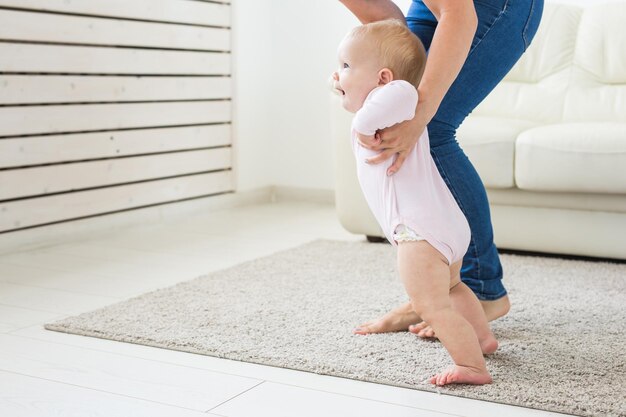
45, 239, 626, 417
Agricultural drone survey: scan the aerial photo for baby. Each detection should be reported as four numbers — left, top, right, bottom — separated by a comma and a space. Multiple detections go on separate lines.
331, 19, 498, 386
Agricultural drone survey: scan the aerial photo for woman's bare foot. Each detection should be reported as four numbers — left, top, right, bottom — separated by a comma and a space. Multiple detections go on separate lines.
353, 301, 420, 334
409, 295, 510, 337
409, 321, 435, 338
354, 295, 510, 336
430, 365, 492, 386
409, 322, 498, 354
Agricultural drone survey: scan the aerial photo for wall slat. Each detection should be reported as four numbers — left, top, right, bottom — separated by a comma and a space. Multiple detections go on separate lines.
0, 125, 231, 169
0, 171, 234, 233
0, 76, 231, 104
0, 10, 230, 51
0, 148, 232, 200
0, 0, 230, 27
0, 101, 231, 137
0, 1, 233, 235
0, 43, 231, 75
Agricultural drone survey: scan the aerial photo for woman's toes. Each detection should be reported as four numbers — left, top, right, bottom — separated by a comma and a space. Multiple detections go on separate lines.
420, 327, 435, 338
353, 322, 373, 334
409, 321, 428, 334
412, 323, 436, 338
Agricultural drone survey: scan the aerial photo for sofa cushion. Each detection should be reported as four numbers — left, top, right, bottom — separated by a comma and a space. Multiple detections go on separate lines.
563, 3, 626, 123
471, 3, 582, 124
515, 123, 626, 194
457, 116, 537, 188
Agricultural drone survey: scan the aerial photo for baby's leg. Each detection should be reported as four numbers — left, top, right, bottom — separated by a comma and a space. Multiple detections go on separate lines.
397, 241, 492, 386
448, 261, 498, 354
413, 261, 498, 354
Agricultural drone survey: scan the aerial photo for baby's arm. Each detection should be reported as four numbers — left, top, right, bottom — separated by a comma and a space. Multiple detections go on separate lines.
352, 80, 418, 137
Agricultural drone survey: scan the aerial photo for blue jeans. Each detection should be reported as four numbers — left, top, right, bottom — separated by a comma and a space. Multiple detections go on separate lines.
406, 0, 544, 300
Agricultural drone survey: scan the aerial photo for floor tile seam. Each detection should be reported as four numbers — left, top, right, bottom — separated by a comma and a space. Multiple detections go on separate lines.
0, 368, 209, 412
206, 380, 266, 413
1, 332, 265, 383
3, 330, 461, 415
0, 259, 154, 280
0, 301, 79, 315
254, 379, 467, 417
0, 279, 127, 300
1, 281, 148, 299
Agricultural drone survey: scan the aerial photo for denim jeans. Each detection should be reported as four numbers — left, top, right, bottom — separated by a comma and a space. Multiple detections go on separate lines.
406, 0, 544, 300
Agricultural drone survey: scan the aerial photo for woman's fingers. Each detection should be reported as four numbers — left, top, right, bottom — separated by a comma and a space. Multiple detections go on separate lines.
358, 135, 382, 150
387, 151, 408, 176
365, 149, 397, 165
365, 150, 409, 176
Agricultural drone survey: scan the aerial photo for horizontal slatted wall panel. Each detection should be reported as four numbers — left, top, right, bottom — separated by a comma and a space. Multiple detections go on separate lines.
0, 0, 233, 233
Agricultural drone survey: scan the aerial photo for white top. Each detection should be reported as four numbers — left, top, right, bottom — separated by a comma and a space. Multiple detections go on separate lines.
351, 80, 471, 265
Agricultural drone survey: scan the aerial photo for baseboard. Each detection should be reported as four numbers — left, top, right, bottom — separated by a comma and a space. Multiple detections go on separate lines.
272, 185, 335, 205
0, 187, 273, 255
0, 186, 336, 255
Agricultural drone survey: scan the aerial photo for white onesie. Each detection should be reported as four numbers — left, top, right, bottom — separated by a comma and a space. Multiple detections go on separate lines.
351, 80, 471, 265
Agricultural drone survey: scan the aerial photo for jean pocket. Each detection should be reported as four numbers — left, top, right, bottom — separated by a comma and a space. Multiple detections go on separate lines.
522, 0, 543, 51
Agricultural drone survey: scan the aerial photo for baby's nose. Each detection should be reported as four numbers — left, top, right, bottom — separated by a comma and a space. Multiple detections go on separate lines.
332, 72, 339, 81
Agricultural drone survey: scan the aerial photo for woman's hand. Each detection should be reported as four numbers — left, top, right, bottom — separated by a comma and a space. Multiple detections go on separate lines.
359, 112, 429, 176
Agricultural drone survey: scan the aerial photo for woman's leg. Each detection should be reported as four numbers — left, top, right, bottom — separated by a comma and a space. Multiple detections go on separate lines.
409, 0, 544, 303
353, 0, 544, 334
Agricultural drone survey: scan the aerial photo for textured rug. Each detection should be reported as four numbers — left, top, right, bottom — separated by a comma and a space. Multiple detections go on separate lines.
45, 239, 626, 417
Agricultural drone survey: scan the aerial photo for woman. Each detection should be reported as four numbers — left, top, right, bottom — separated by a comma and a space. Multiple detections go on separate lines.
339, 0, 544, 336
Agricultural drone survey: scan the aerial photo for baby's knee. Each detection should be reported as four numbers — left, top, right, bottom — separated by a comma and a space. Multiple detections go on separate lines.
410, 301, 441, 320
412, 302, 451, 324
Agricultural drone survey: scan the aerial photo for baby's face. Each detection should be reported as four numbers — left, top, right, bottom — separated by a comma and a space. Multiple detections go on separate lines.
332, 36, 382, 113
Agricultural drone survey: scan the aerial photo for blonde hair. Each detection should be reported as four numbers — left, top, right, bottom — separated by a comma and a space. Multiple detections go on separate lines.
347, 19, 426, 88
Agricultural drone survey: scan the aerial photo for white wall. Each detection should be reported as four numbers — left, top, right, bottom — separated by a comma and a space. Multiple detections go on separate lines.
231, 0, 610, 194
0, 0, 234, 233
231, 0, 272, 192
232, 0, 383, 192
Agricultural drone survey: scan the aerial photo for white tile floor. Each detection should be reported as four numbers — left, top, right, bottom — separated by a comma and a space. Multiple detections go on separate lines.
0, 200, 572, 417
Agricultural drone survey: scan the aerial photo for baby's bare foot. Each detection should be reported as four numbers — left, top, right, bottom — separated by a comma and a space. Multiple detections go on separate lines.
480, 334, 498, 355
429, 365, 492, 386
353, 301, 421, 335
410, 322, 499, 354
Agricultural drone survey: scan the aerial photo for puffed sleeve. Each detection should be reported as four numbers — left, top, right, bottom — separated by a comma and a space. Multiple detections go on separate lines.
352, 80, 418, 136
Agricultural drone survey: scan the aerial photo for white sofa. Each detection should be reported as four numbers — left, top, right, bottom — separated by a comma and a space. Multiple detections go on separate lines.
331, 1, 626, 260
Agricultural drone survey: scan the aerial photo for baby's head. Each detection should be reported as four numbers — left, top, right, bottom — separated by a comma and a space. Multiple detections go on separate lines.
332, 19, 426, 113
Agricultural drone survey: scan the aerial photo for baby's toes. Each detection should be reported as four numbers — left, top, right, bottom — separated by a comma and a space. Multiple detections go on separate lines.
432, 370, 454, 386
436, 372, 448, 386
445, 371, 456, 385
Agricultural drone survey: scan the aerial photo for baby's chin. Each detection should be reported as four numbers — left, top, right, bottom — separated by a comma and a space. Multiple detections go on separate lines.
341, 97, 364, 113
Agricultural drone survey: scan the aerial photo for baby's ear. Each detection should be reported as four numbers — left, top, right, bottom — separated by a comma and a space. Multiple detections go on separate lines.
378, 68, 394, 85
